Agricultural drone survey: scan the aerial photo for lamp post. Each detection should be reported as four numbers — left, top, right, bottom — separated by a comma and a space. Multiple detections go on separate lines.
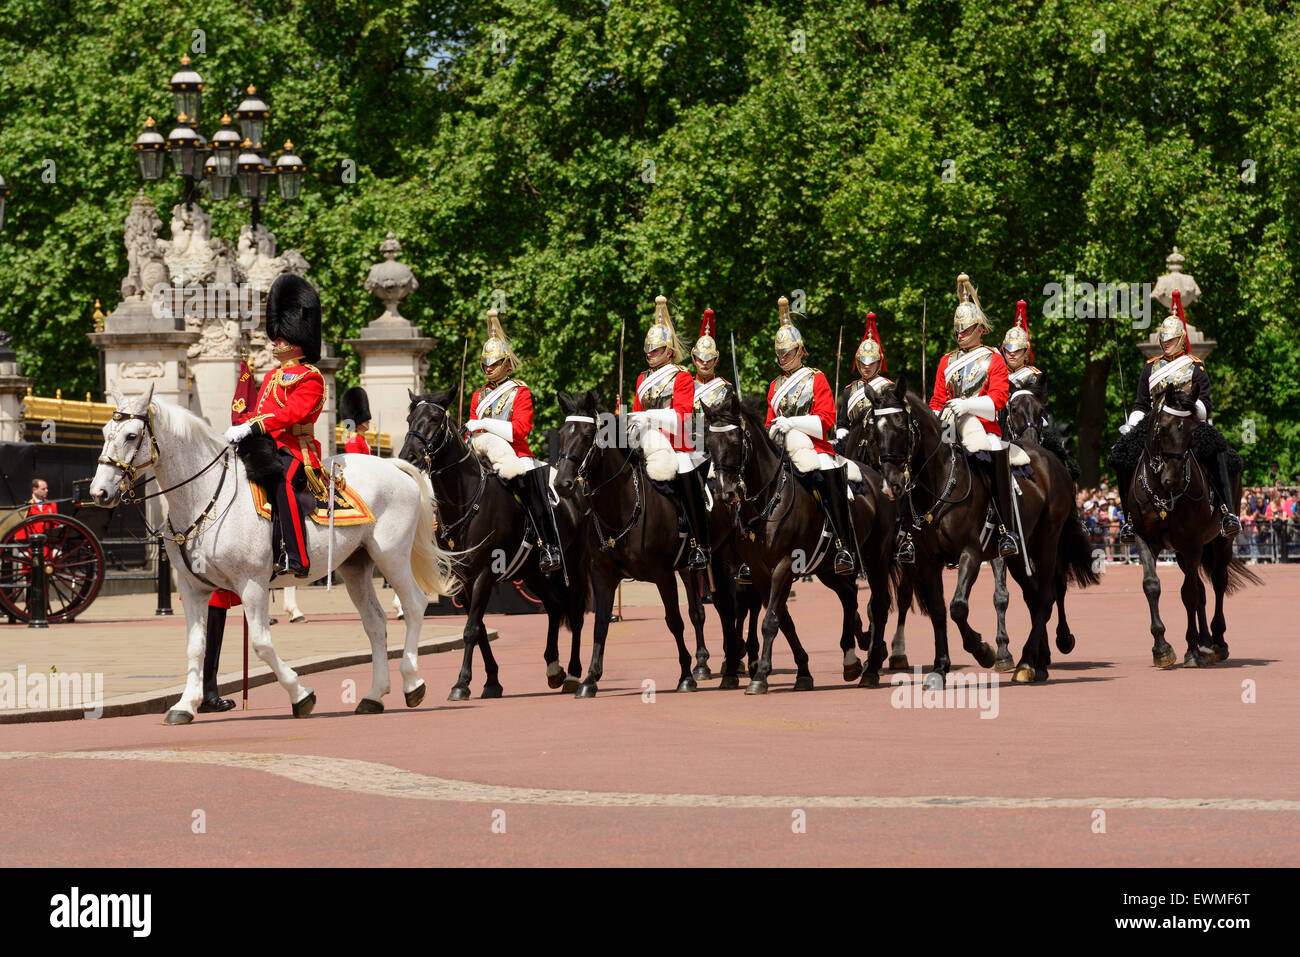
131, 57, 304, 229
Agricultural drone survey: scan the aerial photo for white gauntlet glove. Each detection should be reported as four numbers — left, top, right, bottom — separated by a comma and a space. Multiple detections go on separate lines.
224, 423, 253, 444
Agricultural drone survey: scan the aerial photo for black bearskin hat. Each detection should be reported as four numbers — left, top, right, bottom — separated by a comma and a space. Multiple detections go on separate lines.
266, 274, 321, 363
339, 386, 372, 426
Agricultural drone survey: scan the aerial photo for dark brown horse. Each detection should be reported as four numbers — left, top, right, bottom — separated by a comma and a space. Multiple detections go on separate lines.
401, 389, 588, 699
701, 392, 900, 694
1124, 384, 1259, 666
552, 389, 743, 697
864, 376, 1098, 685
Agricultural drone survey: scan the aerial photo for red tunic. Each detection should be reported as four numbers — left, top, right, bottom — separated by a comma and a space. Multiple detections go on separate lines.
929, 348, 1010, 437
467, 381, 536, 458
764, 368, 836, 456
632, 366, 695, 452
247, 358, 325, 468
13, 499, 57, 542
344, 433, 371, 455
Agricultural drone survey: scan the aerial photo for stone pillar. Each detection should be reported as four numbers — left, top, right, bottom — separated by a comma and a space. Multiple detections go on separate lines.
88, 299, 199, 409
0, 333, 34, 443
1142, 246, 1216, 360
345, 233, 434, 452
315, 343, 344, 456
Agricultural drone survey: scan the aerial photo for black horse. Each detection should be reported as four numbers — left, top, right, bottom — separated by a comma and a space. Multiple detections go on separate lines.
701, 392, 900, 694
1122, 384, 1259, 667
400, 389, 588, 699
552, 389, 743, 697
865, 375, 1098, 685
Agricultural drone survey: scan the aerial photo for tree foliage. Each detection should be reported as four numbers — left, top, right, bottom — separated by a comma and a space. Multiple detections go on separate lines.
1, 0, 1297, 481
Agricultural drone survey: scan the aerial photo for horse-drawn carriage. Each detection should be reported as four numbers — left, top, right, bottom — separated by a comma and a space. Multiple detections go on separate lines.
0, 441, 106, 624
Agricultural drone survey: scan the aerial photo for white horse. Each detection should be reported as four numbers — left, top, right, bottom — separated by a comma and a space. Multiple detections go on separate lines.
89, 384, 460, 724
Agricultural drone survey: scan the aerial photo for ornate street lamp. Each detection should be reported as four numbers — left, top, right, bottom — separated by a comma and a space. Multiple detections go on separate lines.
169, 55, 204, 128
275, 141, 305, 201
235, 85, 269, 148
204, 155, 231, 201
133, 117, 167, 181
0, 172, 9, 233
210, 114, 241, 178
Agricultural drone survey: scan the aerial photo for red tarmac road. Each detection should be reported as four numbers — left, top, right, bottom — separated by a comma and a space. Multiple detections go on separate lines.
1, 563, 1296, 867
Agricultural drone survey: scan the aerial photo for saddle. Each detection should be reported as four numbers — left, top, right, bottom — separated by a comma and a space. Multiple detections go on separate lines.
236, 433, 375, 527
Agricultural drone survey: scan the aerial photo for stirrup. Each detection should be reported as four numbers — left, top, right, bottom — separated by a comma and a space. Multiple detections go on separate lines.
688, 545, 709, 570
896, 535, 915, 565
538, 545, 562, 572
736, 563, 752, 586
1220, 510, 1241, 538
998, 529, 1019, 557
1119, 521, 1136, 544
833, 548, 855, 576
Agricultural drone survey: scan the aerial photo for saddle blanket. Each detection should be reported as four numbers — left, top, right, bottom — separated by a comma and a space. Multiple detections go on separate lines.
249, 478, 376, 526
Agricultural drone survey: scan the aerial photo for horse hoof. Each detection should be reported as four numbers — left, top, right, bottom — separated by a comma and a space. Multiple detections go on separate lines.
1056, 632, 1076, 655
923, 671, 945, 692
447, 685, 472, 701
1012, 664, 1043, 684
292, 690, 316, 718
355, 697, 384, 715
1212, 644, 1229, 663
994, 655, 1016, 673
973, 643, 997, 669
719, 675, 740, 690
843, 659, 863, 682
561, 675, 582, 694
889, 655, 910, 671
1184, 650, 1204, 668
481, 683, 503, 699
677, 678, 698, 693
163, 709, 193, 726
793, 675, 815, 691
545, 664, 566, 689
404, 682, 427, 708
859, 670, 880, 689
745, 680, 768, 695
575, 682, 598, 698
692, 664, 712, 682
1153, 643, 1177, 669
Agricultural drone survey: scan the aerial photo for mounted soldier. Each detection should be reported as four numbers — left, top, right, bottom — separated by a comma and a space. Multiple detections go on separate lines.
223, 273, 325, 578
927, 272, 1019, 558
628, 295, 711, 571
835, 311, 892, 453
765, 295, 856, 576
692, 308, 734, 416
1001, 299, 1042, 398
463, 309, 563, 573
1113, 289, 1241, 543
339, 386, 373, 455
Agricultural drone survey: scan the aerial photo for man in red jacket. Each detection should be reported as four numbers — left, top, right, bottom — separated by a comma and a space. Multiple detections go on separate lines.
464, 310, 563, 573
339, 386, 373, 455
929, 273, 1017, 557
224, 274, 324, 578
629, 296, 710, 570
766, 296, 856, 575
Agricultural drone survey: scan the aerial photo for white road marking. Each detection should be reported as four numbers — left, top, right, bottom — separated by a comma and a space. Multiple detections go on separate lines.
3, 749, 1299, 812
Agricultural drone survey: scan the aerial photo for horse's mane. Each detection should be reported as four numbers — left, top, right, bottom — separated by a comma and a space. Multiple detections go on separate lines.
149, 396, 226, 448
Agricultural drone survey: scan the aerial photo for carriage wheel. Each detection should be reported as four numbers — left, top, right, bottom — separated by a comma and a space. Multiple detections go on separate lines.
0, 514, 105, 623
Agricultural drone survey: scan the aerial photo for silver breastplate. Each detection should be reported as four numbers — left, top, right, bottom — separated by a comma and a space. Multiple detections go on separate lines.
946, 350, 993, 399
479, 383, 517, 421
694, 377, 729, 411
774, 370, 817, 416
1008, 366, 1041, 392
639, 366, 680, 410
1149, 357, 1195, 406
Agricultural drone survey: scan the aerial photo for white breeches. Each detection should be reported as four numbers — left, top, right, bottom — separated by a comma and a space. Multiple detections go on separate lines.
783, 429, 862, 481
944, 411, 1030, 466
633, 425, 682, 481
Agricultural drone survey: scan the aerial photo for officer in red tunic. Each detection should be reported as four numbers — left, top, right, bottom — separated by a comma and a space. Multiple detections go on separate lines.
629, 296, 710, 570
223, 274, 324, 578
766, 296, 856, 575
928, 273, 1017, 557
463, 310, 563, 573
339, 386, 373, 455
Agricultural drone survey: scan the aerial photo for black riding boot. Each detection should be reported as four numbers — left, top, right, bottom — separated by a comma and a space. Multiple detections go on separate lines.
1211, 451, 1242, 539
810, 466, 856, 575
1116, 466, 1136, 543
513, 469, 562, 573
198, 603, 235, 713
674, 468, 712, 570
987, 448, 1019, 557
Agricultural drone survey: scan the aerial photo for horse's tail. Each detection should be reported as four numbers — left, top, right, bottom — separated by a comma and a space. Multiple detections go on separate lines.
392, 458, 462, 597
1060, 507, 1102, 588
1207, 543, 1263, 595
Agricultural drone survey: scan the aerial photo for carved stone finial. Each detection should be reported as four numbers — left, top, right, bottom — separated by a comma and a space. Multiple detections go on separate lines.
364, 232, 418, 322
